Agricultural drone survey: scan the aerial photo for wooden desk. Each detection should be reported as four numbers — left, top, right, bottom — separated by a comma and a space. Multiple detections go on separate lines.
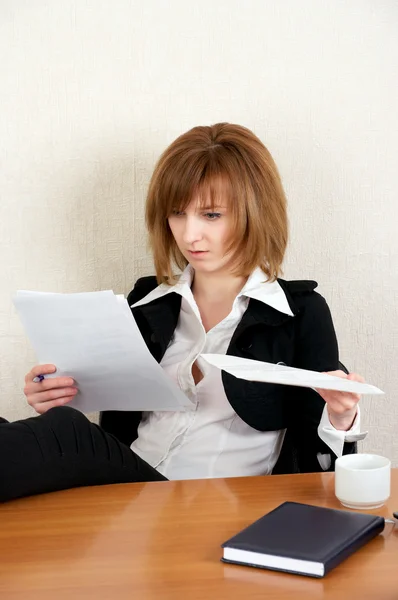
0, 471, 397, 599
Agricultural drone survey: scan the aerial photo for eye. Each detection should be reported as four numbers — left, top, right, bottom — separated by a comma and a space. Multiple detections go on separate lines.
204, 212, 222, 220
170, 209, 185, 217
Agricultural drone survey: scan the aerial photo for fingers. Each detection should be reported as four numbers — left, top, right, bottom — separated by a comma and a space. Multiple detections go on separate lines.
26, 387, 78, 414
24, 376, 76, 397
31, 394, 78, 415
322, 369, 348, 379
324, 396, 359, 415
313, 368, 364, 430
322, 370, 364, 383
26, 385, 78, 404
316, 387, 360, 409
318, 370, 364, 401
24, 365, 78, 414
347, 372, 365, 383
316, 370, 360, 410
315, 369, 362, 430
25, 364, 56, 384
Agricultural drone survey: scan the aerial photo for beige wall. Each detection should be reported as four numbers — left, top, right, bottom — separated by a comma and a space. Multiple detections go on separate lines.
1, 1, 397, 464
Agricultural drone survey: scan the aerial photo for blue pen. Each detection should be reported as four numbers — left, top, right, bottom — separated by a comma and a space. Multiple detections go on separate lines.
33, 375, 45, 383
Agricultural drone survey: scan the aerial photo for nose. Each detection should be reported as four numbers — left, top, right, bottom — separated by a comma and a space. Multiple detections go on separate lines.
182, 216, 203, 245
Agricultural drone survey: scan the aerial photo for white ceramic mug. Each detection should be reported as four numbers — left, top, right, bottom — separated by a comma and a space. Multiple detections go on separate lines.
335, 453, 391, 509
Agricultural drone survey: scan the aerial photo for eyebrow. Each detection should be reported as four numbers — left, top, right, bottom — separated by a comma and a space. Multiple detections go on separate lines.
199, 205, 226, 210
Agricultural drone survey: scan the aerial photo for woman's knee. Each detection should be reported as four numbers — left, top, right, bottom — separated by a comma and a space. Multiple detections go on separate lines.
45, 405, 88, 425
41, 406, 93, 441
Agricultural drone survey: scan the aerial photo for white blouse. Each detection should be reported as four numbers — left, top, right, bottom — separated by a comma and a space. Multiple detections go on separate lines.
131, 266, 364, 480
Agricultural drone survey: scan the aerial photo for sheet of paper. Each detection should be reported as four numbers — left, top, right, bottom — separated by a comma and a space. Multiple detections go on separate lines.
13, 290, 193, 412
200, 354, 384, 395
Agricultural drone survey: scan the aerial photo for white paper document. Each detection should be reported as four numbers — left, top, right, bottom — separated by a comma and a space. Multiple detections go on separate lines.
201, 354, 384, 395
13, 290, 193, 412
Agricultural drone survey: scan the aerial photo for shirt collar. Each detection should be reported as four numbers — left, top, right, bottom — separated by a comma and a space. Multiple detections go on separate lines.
131, 265, 195, 309
238, 267, 294, 316
132, 265, 294, 317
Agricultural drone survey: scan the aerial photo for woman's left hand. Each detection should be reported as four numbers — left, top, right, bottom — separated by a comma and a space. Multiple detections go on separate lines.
315, 370, 364, 431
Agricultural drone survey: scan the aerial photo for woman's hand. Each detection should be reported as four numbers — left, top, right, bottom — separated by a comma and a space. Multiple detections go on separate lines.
315, 370, 364, 431
24, 364, 78, 414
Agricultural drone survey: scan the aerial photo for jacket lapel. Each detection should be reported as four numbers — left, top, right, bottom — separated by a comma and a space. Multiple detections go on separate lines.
228, 297, 295, 353
132, 293, 182, 360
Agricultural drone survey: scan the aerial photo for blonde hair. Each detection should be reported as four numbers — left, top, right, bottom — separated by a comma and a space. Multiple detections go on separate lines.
145, 123, 288, 284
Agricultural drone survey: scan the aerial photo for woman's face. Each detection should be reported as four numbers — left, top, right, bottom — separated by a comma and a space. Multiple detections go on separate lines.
168, 196, 236, 276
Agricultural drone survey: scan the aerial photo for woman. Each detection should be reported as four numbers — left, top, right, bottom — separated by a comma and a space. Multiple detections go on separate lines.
0, 123, 364, 502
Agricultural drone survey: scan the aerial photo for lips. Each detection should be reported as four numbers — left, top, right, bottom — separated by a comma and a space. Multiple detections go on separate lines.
187, 250, 209, 258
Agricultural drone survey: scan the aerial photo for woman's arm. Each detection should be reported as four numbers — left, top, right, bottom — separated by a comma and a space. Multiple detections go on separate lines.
287, 291, 359, 472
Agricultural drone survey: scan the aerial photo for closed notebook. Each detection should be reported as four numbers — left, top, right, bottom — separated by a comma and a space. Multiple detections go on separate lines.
221, 501, 384, 578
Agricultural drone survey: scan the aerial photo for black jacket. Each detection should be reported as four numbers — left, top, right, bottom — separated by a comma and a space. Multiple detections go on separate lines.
100, 276, 356, 474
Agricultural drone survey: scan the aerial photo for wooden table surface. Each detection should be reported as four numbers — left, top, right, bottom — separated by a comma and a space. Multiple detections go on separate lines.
0, 470, 397, 600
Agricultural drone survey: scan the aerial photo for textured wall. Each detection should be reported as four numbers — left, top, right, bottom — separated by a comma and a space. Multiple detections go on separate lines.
1, 1, 397, 464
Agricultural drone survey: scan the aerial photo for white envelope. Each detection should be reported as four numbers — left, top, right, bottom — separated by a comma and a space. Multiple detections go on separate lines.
200, 354, 384, 395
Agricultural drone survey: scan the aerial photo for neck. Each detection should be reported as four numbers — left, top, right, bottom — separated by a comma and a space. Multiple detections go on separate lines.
191, 270, 248, 303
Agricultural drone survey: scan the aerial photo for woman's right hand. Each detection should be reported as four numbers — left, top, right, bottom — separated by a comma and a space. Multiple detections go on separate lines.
24, 364, 78, 414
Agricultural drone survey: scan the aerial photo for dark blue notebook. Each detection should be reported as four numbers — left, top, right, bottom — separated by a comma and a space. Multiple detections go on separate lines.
221, 501, 384, 577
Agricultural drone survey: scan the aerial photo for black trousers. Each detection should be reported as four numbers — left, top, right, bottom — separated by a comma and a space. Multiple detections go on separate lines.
0, 406, 167, 503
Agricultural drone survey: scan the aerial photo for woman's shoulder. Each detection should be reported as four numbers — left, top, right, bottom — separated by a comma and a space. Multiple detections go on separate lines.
277, 277, 332, 318
277, 277, 318, 296
126, 276, 158, 305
